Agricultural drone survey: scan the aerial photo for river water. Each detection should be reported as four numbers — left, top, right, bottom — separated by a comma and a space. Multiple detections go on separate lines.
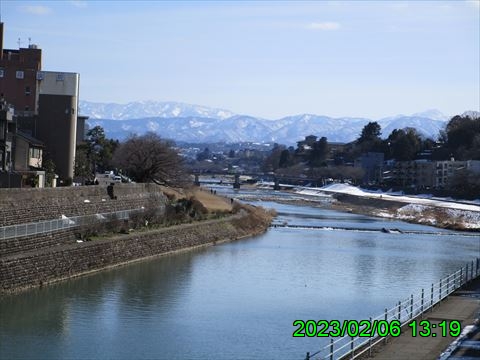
1, 191, 479, 359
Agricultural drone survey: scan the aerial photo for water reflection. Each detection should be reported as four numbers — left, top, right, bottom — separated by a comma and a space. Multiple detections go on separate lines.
1, 194, 478, 360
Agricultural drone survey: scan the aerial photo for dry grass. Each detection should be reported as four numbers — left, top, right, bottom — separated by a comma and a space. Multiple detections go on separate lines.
159, 186, 232, 213
190, 189, 232, 213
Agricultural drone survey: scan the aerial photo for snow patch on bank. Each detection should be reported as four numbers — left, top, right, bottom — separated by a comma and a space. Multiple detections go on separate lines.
295, 184, 480, 230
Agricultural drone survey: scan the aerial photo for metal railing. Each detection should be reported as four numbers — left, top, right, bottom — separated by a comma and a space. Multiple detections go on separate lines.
0, 207, 148, 240
305, 258, 480, 360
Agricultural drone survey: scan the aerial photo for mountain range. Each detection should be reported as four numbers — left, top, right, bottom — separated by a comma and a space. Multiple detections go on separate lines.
79, 100, 462, 145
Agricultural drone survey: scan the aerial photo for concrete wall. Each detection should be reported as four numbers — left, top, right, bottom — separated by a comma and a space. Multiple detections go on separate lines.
0, 209, 270, 293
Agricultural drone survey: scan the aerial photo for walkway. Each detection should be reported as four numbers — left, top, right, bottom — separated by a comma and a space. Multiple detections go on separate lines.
370, 278, 480, 360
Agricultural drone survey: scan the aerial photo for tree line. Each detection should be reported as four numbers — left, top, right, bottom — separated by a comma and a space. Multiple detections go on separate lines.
75, 127, 186, 186
264, 113, 480, 172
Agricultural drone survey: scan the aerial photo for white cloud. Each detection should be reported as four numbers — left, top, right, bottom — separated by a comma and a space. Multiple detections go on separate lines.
70, 1, 88, 8
307, 22, 341, 31
20, 5, 52, 15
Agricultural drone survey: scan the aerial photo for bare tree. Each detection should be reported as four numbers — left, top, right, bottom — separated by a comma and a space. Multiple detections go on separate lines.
113, 132, 187, 185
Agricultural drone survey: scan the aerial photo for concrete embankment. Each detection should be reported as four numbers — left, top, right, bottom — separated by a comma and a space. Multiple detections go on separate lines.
0, 205, 272, 294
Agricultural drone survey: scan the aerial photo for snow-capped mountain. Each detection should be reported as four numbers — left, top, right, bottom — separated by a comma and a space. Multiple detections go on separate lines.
79, 100, 235, 120
461, 110, 480, 120
82, 100, 453, 144
411, 109, 450, 121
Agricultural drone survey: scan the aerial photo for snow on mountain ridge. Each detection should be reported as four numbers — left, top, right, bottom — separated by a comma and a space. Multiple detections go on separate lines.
79, 100, 235, 120
82, 101, 456, 144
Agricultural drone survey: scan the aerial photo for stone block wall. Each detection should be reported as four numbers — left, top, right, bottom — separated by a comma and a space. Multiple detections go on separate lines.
0, 209, 271, 293
0, 229, 77, 257
0, 183, 166, 226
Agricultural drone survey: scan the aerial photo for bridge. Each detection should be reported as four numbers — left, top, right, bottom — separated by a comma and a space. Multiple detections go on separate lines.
191, 171, 326, 190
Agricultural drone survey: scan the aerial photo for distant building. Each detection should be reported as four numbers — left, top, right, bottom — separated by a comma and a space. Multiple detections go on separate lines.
0, 22, 86, 183
296, 135, 318, 152
355, 152, 384, 184
385, 159, 480, 190
389, 160, 435, 189
433, 160, 480, 189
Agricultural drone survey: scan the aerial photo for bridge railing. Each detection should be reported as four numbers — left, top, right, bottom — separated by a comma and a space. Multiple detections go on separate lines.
305, 258, 480, 360
0, 207, 148, 241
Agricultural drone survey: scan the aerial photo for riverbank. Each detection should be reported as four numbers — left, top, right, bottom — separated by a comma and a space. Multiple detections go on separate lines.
297, 184, 480, 231
0, 186, 274, 294
330, 193, 480, 232
234, 187, 479, 232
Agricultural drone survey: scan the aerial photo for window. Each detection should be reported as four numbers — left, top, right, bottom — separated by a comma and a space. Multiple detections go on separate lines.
25, 86, 31, 96
0, 69, 4, 78
29, 148, 42, 159
16, 70, 24, 79
56, 73, 65, 81
36, 72, 44, 80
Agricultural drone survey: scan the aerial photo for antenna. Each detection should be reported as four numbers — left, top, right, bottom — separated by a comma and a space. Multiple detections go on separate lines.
28, 37, 31, 46
17, 37, 22, 48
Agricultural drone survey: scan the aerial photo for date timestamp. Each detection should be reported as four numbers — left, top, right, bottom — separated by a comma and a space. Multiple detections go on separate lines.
408, 320, 461, 337
293, 319, 462, 338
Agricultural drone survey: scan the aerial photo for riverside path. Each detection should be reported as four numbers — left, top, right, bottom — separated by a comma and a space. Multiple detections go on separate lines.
370, 277, 480, 360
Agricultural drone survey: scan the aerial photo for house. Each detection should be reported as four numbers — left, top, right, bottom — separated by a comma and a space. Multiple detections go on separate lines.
13, 131, 45, 187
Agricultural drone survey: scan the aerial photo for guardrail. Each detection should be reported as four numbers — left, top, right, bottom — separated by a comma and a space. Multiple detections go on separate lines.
305, 258, 480, 360
0, 207, 147, 240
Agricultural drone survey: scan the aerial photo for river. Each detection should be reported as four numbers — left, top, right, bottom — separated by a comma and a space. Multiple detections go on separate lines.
1, 190, 479, 359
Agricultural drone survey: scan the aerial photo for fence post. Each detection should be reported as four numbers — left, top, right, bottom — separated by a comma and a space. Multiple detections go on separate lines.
421, 289, 424, 317
397, 301, 401, 321
471, 260, 474, 281
431, 283, 434, 311
477, 258, 479, 277
305, 352, 310, 360
460, 267, 463, 287
410, 294, 413, 319
447, 275, 450, 298
368, 317, 372, 357
439, 279, 442, 302
330, 339, 334, 360
351, 336, 354, 359
384, 308, 388, 345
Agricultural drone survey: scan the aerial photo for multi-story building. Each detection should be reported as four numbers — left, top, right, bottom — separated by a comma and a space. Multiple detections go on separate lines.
389, 160, 435, 189
0, 22, 85, 182
387, 159, 480, 190
0, 23, 41, 115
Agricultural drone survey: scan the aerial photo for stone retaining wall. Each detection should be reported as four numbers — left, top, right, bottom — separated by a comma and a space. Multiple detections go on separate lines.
0, 229, 77, 257
0, 208, 271, 294
0, 184, 166, 226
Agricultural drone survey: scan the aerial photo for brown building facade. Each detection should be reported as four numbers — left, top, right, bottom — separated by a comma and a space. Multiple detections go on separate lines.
0, 22, 82, 181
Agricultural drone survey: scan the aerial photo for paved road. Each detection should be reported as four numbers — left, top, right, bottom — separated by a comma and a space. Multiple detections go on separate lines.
370, 278, 480, 360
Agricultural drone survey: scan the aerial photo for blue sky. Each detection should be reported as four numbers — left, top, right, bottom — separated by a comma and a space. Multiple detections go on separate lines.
2, 1, 479, 119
